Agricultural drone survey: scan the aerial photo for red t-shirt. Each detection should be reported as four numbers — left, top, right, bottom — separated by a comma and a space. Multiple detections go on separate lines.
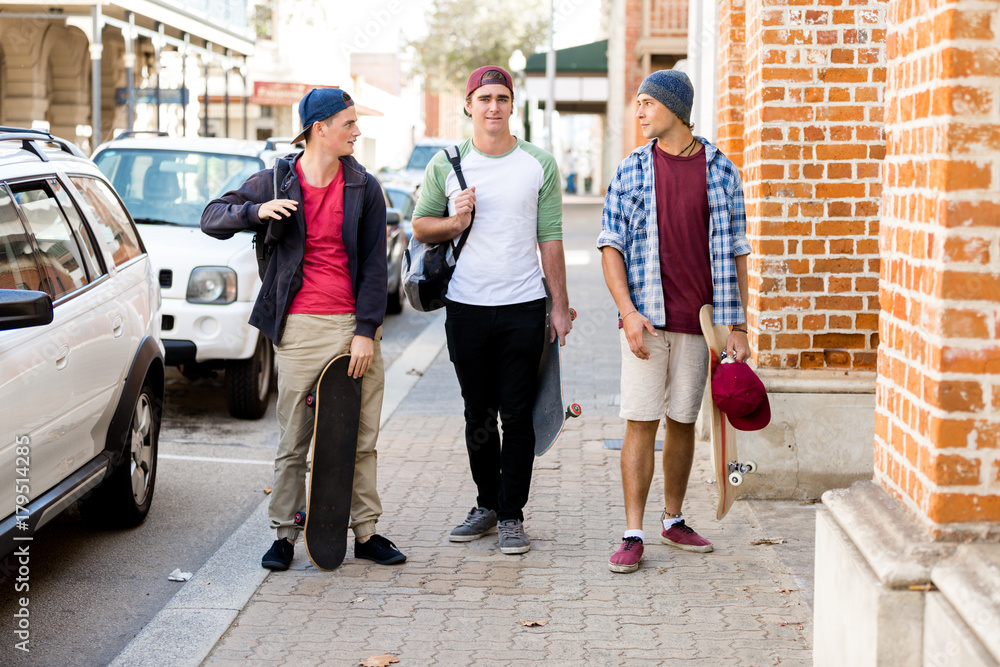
653, 140, 712, 334
288, 162, 356, 315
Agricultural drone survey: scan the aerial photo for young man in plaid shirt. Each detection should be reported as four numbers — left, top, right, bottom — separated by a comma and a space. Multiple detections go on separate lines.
597, 70, 751, 573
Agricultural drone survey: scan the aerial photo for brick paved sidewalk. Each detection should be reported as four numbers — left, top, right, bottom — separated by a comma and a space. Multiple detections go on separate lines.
203, 202, 815, 665
204, 360, 814, 666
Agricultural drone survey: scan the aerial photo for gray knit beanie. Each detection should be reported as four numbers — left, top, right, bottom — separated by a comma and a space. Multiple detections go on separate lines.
637, 70, 694, 125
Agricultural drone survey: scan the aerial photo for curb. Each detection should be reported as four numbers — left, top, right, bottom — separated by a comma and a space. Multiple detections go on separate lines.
109, 311, 448, 666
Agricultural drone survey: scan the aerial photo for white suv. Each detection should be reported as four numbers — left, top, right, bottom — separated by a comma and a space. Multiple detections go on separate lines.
92, 135, 275, 419
0, 128, 163, 554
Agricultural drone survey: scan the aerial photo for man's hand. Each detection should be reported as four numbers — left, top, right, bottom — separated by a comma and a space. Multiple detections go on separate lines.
623, 310, 657, 360
453, 186, 476, 230
258, 199, 297, 221
348, 335, 374, 379
727, 330, 750, 362
550, 307, 573, 346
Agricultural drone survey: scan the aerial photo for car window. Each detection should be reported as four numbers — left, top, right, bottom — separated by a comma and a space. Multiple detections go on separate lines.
385, 189, 414, 219
70, 176, 144, 268
406, 145, 447, 171
92, 148, 263, 227
51, 178, 106, 278
10, 183, 91, 300
0, 189, 41, 291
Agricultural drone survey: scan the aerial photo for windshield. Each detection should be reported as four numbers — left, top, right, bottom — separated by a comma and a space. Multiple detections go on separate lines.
384, 188, 414, 219
406, 145, 448, 171
93, 148, 263, 227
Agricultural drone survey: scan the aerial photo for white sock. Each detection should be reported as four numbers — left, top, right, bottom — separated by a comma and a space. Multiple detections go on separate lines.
623, 529, 644, 541
663, 517, 683, 530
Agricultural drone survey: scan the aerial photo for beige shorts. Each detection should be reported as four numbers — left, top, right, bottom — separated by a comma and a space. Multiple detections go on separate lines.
619, 328, 709, 423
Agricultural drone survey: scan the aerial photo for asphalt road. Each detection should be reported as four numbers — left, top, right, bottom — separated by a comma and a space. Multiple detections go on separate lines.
0, 305, 435, 667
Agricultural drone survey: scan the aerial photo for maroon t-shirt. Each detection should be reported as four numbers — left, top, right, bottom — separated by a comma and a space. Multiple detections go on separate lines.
653, 140, 712, 334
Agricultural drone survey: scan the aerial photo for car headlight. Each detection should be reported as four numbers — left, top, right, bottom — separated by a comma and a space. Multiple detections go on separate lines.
186, 267, 237, 304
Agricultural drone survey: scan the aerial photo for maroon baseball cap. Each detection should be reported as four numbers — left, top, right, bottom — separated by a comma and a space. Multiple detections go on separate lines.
466, 66, 514, 99
711, 360, 771, 431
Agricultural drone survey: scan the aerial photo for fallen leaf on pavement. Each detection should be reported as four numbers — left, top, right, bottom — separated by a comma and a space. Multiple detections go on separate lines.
908, 583, 937, 592
352, 597, 365, 603
799, 498, 821, 505
360, 654, 399, 667
263, 487, 273, 495
777, 588, 797, 594
406, 368, 423, 376
750, 538, 785, 546
520, 619, 547, 627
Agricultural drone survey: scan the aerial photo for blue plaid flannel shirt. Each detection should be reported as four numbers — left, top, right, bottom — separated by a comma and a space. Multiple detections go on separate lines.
597, 137, 751, 327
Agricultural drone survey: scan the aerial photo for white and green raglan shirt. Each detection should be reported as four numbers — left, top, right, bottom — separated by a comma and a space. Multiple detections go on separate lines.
413, 138, 563, 306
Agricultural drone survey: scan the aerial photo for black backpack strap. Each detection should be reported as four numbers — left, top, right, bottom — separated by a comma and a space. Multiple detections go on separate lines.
444, 145, 475, 258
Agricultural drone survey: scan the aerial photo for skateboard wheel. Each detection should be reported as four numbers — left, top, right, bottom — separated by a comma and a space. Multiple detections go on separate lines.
569, 403, 582, 418
294, 511, 306, 526
743, 460, 757, 474
305, 393, 315, 408
569, 308, 577, 321
728, 471, 744, 486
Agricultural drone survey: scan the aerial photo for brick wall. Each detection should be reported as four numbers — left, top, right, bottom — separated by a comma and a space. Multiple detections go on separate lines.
716, 0, 746, 170
625, 0, 645, 152
742, 0, 887, 370
876, 0, 1000, 538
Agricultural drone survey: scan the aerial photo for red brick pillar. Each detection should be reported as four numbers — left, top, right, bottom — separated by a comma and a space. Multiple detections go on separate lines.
742, 0, 888, 370
716, 0, 746, 169
877, 0, 1000, 537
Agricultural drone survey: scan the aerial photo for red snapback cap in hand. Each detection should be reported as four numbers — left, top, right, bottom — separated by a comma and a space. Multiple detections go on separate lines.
711, 360, 771, 431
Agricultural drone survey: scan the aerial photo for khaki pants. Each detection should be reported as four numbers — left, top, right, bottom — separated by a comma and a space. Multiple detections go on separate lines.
270, 313, 384, 541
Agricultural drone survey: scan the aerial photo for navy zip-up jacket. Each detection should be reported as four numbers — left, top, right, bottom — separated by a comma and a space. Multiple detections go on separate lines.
200, 152, 388, 345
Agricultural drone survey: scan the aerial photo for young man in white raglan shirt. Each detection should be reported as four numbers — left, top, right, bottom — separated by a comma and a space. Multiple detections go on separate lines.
412, 66, 572, 555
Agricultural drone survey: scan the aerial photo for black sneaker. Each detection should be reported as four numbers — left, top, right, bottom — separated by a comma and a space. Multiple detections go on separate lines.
261, 538, 294, 570
354, 534, 406, 565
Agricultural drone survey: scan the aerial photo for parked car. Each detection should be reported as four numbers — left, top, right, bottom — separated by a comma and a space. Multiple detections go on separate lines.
391, 137, 461, 192
383, 181, 416, 240
91, 135, 277, 419
376, 176, 408, 315
0, 127, 164, 555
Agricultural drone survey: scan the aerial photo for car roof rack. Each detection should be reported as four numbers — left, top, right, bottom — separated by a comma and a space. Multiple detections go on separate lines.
0, 126, 87, 161
113, 130, 170, 140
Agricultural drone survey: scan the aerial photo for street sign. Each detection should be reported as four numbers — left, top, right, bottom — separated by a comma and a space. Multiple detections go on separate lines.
115, 88, 190, 105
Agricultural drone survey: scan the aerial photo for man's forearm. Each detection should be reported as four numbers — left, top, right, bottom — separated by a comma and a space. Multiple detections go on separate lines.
539, 240, 569, 309
735, 253, 749, 325
601, 246, 636, 315
411, 215, 464, 243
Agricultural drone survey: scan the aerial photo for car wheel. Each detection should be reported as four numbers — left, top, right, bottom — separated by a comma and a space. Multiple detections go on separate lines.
79, 380, 159, 527
226, 334, 273, 419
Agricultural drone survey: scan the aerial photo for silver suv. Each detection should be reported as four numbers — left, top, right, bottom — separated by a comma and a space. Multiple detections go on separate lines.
0, 128, 164, 554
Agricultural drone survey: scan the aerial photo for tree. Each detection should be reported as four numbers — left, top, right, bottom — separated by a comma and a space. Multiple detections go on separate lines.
407, 0, 549, 93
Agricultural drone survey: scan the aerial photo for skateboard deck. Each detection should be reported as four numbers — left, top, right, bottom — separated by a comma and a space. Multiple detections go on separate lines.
533, 284, 581, 457
699, 304, 756, 520
301, 354, 362, 571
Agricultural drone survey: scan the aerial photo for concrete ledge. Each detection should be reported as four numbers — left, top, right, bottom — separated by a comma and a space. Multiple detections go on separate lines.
737, 392, 875, 499
823, 481, 956, 588
924, 593, 998, 667
814, 510, 925, 666
931, 545, 1000, 663
757, 369, 876, 394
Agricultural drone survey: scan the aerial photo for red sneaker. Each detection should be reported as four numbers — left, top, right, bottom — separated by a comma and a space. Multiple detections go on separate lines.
660, 520, 714, 553
608, 536, 644, 573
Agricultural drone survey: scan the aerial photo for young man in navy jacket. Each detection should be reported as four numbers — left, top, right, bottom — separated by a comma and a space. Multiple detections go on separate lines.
202, 88, 405, 570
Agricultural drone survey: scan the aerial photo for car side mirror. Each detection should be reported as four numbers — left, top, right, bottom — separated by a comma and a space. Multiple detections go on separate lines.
0, 290, 54, 331
386, 208, 401, 226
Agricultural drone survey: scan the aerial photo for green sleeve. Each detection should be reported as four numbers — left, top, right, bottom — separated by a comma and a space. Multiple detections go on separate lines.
519, 140, 563, 242
412, 149, 454, 219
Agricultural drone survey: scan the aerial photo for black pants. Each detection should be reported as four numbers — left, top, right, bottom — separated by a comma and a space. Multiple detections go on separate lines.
445, 298, 546, 522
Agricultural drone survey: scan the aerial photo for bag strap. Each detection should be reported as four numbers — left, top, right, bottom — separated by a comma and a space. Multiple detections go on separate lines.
444, 145, 475, 258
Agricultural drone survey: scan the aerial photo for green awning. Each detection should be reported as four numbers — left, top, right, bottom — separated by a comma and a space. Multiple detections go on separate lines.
525, 40, 608, 74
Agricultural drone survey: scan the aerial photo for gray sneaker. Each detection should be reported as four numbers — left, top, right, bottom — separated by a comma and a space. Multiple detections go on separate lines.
449, 507, 497, 542
497, 519, 530, 554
